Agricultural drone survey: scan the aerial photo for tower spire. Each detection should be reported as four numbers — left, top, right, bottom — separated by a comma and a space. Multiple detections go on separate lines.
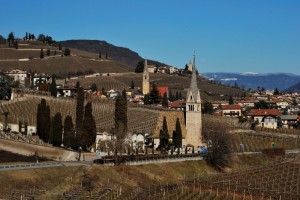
190, 51, 198, 101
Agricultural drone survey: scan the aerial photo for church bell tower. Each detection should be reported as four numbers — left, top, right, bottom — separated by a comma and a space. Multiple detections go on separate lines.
142, 59, 150, 95
185, 53, 203, 147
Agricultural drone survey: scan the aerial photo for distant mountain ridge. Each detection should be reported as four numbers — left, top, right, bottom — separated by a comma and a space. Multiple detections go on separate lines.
285, 82, 300, 92
202, 72, 300, 91
60, 40, 168, 68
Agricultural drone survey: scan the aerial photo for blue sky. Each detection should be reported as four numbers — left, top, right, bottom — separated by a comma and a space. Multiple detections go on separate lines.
1, 0, 299, 74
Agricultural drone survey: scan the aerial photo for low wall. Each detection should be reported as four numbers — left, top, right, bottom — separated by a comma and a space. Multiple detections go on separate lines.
0, 138, 78, 161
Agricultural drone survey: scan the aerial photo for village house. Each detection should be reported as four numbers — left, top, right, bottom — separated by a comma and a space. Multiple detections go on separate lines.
5, 69, 29, 87
31, 74, 51, 87
250, 109, 280, 129
57, 86, 77, 97
220, 104, 242, 117
280, 115, 298, 129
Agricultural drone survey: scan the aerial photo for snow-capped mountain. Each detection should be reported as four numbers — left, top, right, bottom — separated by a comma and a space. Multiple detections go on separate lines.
201, 72, 300, 91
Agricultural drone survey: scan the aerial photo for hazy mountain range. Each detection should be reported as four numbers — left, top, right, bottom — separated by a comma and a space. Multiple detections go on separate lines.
202, 72, 300, 91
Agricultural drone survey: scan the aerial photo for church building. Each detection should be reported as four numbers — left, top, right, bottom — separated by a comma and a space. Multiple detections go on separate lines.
185, 53, 203, 147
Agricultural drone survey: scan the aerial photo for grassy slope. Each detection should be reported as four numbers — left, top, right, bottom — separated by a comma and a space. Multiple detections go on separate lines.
0, 154, 278, 199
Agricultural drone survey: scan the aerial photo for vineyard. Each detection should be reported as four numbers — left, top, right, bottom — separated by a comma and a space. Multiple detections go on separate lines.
127, 156, 300, 200
66, 76, 129, 91
0, 55, 132, 75
0, 96, 163, 134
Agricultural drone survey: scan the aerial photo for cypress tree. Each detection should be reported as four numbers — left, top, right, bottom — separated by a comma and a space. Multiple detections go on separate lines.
76, 86, 84, 130
114, 90, 127, 140
173, 118, 182, 154
130, 80, 135, 89
58, 42, 62, 50
47, 48, 50, 56
82, 102, 97, 150
149, 82, 161, 104
40, 48, 44, 59
36, 99, 51, 142
143, 94, 150, 105
49, 75, 57, 97
52, 112, 63, 146
162, 92, 168, 108
63, 115, 75, 148
159, 116, 169, 151
91, 83, 97, 92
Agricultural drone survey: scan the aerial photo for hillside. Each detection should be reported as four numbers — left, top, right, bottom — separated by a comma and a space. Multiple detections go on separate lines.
0, 41, 133, 75
60, 40, 142, 67
60, 39, 169, 68
203, 72, 300, 91
285, 81, 300, 93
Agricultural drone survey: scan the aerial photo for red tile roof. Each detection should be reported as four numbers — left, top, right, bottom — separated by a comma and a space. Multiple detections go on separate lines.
221, 104, 242, 110
250, 109, 280, 116
169, 100, 185, 108
157, 86, 168, 97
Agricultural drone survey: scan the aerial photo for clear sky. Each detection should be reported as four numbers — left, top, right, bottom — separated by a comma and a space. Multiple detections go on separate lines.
1, 0, 299, 74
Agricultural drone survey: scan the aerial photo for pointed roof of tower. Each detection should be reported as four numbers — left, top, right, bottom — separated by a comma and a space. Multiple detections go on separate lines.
190, 52, 199, 101
143, 59, 148, 73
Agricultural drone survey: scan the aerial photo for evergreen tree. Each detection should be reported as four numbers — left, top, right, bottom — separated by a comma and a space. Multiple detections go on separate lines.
105, 52, 108, 59
58, 42, 62, 50
64, 48, 71, 56
99, 51, 101, 59
130, 80, 135, 89
91, 83, 97, 92
203, 102, 214, 114
36, 99, 50, 142
169, 90, 173, 101
76, 86, 85, 131
149, 82, 161, 104
47, 49, 50, 56
75, 81, 80, 89
114, 90, 128, 140
173, 118, 182, 154
14, 40, 18, 49
179, 92, 182, 100
0, 72, 13, 100
82, 102, 97, 150
7, 32, 14, 47
228, 95, 234, 105
135, 61, 144, 73
40, 48, 44, 59
273, 88, 280, 95
143, 94, 150, 105
101, 87, 106, 96
175, 91, 179, 100
162, 92, 168, 108
159, 116, 169, 152
52, 112, 63, 147
49, 75, 57, 97
63, 115, 75, 148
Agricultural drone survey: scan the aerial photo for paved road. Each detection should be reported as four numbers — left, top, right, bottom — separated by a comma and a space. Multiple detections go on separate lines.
0, 161, 92, 172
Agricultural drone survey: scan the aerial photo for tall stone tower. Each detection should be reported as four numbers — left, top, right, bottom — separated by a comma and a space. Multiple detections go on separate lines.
185, 53, 203, 147
142, 59, 150, 95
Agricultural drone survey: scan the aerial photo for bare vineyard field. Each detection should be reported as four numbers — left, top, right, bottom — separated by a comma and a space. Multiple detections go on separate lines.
130, 156, 300, 200
0, 96, 160, 133
230, 133, 300, 152
0, 56, 132, 74
66, 76, 129, 91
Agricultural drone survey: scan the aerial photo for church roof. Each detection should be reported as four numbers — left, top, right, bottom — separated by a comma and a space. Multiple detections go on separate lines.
188, 53, 200, 102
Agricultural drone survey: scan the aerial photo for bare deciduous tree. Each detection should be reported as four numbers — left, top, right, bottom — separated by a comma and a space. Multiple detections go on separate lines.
202, 116, 232, 171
